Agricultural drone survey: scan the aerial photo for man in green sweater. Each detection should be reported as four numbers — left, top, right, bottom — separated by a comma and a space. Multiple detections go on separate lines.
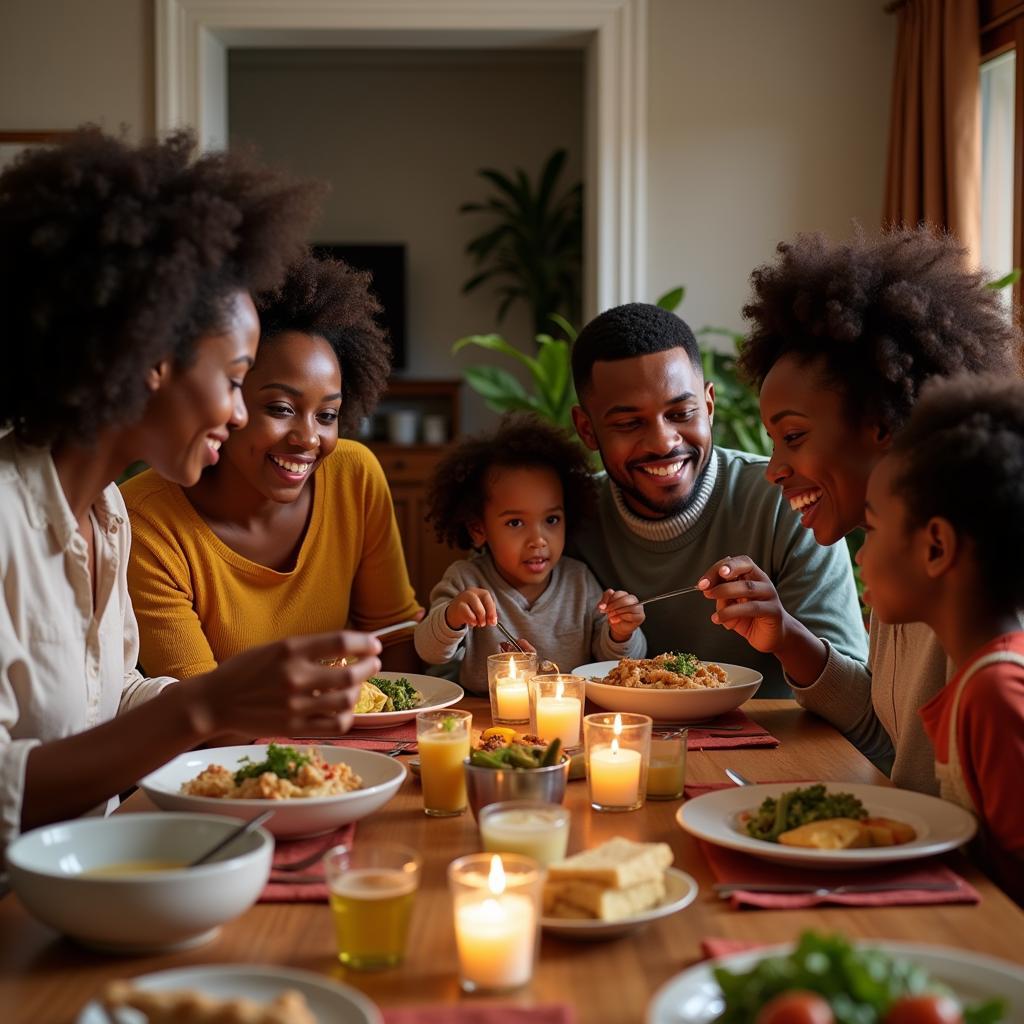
568, 303, 867, 698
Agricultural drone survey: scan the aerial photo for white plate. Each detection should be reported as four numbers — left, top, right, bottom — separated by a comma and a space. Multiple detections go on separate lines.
350, 672, 463, 728
140, 745, 405, 839
573, 661, 762, 722
542, 867, 698, 941
647, 941, 1024, 1024
76, 964, 381, 1024
677, 781, 977, 869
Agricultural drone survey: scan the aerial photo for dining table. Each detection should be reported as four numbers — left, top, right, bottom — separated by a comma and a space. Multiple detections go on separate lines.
3, 697, 1023, 1023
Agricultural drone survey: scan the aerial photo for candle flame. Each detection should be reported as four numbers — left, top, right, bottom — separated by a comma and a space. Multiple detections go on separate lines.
613, 713, 623, 737
487, 854, 507, 896
507, 656, 516, 681
555, 679, 564, 700
611, 737, 620, 756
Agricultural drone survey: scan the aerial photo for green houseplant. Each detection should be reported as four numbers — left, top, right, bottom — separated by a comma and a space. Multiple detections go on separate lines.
459, 148, 582, 339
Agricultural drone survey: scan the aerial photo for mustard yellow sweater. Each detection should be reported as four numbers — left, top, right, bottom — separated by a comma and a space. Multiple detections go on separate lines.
121, 441, 420, 680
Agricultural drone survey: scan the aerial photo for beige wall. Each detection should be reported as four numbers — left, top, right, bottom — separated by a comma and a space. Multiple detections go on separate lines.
646, 0, 895, 335
0, 0, 153, 137
228, 48, 585, 435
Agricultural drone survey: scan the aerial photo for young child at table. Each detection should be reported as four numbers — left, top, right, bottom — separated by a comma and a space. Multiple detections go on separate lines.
858, 375, 1024, 905
414, 416, 646, 692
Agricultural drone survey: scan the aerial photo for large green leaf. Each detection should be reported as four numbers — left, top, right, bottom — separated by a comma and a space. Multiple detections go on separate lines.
547, 312, 578, 343
452, 333, 541, 376
656, 286, 685, 311
463, 366, 544, 415
534, 337, 571, 416
985, 268, 1021, 290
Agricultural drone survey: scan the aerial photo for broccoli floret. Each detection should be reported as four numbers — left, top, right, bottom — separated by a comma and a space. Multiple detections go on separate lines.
368, 676, 421, 712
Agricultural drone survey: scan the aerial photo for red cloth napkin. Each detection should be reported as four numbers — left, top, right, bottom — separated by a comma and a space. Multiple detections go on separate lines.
682, 709, 779, 750
259, 822, 355, 903
257, 721, 418, 752
383, 1007, 575, 1024
684, 782, 979, 909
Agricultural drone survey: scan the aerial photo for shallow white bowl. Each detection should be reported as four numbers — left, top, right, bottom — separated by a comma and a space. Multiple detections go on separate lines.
573, 661, 762, 722
140, 745, 406, 839
6, 813, 272, 954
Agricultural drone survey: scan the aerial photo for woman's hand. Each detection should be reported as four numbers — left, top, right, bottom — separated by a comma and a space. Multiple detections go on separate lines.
697, 556, 828, 685
597, 589, 646, 642
445, 588, 497, 630
188, 630, 382, 738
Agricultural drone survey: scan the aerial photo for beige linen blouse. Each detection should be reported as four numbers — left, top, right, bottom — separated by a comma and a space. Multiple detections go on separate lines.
0, 432, 175, 857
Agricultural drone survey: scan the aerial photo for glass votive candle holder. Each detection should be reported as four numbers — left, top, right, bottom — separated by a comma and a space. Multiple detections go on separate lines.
645, 732, 687, 800
583, 712, 652, 812
487, 652, 537, 725
448, 852, 542, 993
478, 800, 570, 866
528, 674, 585, 750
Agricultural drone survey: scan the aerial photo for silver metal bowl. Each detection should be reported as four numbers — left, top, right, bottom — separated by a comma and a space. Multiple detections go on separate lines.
463, 756, 570, 819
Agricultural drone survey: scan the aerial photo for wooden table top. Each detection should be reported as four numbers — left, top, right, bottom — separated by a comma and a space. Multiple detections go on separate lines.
4, 698, 1022, 1023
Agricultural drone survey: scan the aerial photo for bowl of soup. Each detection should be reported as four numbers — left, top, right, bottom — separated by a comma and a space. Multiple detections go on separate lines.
5, 812, 272, 953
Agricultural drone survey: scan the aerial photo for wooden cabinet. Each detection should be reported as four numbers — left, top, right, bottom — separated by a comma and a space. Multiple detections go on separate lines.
372, 443, 466, 606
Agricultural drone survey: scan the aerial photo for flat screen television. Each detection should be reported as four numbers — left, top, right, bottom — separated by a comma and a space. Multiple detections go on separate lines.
311, 243, 407, 369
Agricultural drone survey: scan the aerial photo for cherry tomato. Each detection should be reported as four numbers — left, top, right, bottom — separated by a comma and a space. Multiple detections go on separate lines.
754, 990, 835, 1024
884, 995, 964, 1024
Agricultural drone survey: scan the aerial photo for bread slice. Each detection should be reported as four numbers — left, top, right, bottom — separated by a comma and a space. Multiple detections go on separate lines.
543, 874, 667, 921
777, 818, 871, 849
546, 837, 673, 888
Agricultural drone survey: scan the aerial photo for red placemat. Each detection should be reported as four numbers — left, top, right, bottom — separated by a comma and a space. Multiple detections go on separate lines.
257, 720, 418, 752
684, 782, 978, 909
384, 1007, 575, 1024
682, 709, 779, 750
259, 822, 355, 902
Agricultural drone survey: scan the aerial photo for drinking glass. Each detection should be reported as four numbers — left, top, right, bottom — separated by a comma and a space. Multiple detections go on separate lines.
417, 709, 472, 816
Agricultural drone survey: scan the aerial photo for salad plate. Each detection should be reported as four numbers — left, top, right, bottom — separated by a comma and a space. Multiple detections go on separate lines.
572, 660, 761, 722
542, 868, 698, 941
350, 672, 463, 728
647, 940, 1024, 1023
77, 964, 381, 1024
677, 781, 977, 869
140, 745, 405, 838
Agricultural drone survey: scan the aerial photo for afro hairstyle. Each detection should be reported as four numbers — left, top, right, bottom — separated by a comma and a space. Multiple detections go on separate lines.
255, 252, 392, 433
425, 414, 597, 551
571, 302, 701, 398
739, 227, 1022, 435
0, 126, 321, 447
889, 374, 1024, 609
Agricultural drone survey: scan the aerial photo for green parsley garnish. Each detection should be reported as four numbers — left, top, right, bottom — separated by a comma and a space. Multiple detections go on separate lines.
441, 715, 457, 732
233, 743, 310, 785
663, 651, 700, 676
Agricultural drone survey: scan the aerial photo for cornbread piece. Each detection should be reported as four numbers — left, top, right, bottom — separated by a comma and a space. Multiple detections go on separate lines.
543, 873, 667, 921
777, 818, 871, 849
546, 837, 673, 888
862, 816, 917, 846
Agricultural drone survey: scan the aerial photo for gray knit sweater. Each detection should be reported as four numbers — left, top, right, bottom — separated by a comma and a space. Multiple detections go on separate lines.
413, 551, 646, 694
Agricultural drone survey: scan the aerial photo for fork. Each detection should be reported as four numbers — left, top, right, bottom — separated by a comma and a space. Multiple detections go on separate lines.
713, 881, 959, 896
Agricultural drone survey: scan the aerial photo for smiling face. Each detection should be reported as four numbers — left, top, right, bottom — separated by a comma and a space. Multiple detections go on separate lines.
469, 465, 566, 600
760, 353, 890, 546
572, 348, 714, 519
139, 290, 259, 486
218, 330, 342, 502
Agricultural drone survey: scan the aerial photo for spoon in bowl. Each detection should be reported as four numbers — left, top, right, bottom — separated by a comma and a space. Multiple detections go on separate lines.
187, 809, 274, 868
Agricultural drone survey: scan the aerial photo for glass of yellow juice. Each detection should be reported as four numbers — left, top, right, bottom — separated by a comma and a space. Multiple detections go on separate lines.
417, 709, 472, 817
323, 842, 421, 969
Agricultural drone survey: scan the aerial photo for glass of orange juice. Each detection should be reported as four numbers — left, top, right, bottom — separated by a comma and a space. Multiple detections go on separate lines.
417, 709, 472, 816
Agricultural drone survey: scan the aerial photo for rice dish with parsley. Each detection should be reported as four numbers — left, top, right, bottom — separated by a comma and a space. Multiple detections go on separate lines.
600, 652, 729, 690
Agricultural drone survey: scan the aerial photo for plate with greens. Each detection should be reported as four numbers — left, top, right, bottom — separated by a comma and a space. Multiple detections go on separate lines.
350, 672, 463, 728
677, 781, 977, 869
572, 659, 762, 722
647, 931, 1019, 1023
140, 744, 405, 838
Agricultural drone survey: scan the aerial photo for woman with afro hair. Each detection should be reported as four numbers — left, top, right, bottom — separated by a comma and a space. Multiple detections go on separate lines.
696, 227, 1021, 794
122, 251, 422, 678
0, 129, 381, 856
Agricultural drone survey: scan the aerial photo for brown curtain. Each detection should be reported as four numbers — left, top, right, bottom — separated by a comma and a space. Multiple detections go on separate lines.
884, 0, 981, 260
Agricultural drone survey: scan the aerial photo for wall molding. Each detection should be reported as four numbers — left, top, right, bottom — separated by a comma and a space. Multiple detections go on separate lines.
154, 0, 647, 313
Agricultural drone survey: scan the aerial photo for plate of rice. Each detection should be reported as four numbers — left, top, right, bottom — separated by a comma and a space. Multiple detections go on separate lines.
572, 653, 762, 721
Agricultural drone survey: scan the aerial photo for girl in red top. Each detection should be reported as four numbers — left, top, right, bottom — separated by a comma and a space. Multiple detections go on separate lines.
858, 374, 1024, 904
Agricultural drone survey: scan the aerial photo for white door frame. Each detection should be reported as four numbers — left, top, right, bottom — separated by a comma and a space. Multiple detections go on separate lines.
154, 0, 647, 315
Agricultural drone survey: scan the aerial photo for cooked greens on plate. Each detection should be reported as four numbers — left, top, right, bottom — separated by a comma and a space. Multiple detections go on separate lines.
354, 677, 422, 714
744, 784, 867, 843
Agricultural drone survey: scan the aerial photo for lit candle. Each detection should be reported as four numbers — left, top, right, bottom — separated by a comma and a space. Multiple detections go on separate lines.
453, 856, 536, 990
534, 678, 582, 748
495, 657, 530, 721
589, 714, 641, 806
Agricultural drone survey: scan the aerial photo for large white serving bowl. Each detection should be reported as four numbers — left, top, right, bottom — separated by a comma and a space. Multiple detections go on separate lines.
6, 813, 272, 954
572, 661, 762, 722
140, 745, 406, 839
